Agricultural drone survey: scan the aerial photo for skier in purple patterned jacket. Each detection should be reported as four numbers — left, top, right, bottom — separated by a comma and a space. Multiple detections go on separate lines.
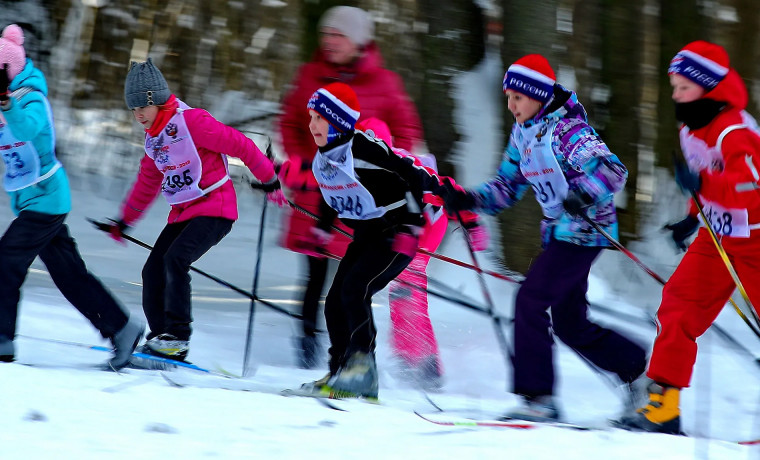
438, 54, 647, 422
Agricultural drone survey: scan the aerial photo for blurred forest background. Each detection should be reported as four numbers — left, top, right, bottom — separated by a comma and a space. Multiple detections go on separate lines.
2, 0, 759, 273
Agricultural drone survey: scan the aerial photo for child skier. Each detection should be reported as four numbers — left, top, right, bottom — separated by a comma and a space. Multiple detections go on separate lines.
299, 83, 441, 399
108, 59, 284, 362
356, 117, 489, 390
0, 24, 144, 369
438, 54, 647, 421
618, 41, 760, 434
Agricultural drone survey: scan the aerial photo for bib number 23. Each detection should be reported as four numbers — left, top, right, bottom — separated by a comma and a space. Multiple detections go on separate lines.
330, 195, 363, 217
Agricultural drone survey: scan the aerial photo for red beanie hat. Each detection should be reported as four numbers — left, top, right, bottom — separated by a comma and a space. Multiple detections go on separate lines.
503, 54, 556, 104
307, 82, 360, 132
668, 40, 729, 90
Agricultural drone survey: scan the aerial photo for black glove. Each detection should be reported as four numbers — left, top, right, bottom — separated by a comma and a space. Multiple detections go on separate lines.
0, 64, 10, 103
436, 178, 476, 212
256, 178, 282, 193
563, 189, 594, 216
664, 215, 699, 251
675, 162, 701, 194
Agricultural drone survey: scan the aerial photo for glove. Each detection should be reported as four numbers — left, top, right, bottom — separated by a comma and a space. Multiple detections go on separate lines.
257, 178, 282, 193
391, 226, 420, 258
295, 227, 332, 258
0, 64, 9, 104
463, 220, 489, 252
107, 219, 129, 245
277, 159, 317, 190
664, 215, 699, 252
675, 162, 701, 194
266, 189, 287, 207
563, 189, 594, 216
436, 178, 476, 212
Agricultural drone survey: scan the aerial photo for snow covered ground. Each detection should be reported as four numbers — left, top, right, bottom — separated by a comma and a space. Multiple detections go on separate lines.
3, 47, 760, 460
1, 173, 759, 460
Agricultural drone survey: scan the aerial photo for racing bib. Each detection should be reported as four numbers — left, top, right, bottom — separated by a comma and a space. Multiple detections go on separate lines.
144, 101, 229, 205
517, 122, 569, 219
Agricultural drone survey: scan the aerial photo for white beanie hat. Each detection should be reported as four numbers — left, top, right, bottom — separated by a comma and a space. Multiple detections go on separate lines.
319, 6, 374, 47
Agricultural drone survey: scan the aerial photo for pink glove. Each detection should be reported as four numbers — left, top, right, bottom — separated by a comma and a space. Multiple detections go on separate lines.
294, 227, 332, 258
391, 231, 419, 258
278, 158, 318, 190
108, 219, 128, 246
266, 189, 287, 207
465, 222, 489, 252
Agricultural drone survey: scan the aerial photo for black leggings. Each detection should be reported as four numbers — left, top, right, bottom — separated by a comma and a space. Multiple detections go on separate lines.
0, 211, 128, 341
324, 229, 412, 373
142, 216, 233, 341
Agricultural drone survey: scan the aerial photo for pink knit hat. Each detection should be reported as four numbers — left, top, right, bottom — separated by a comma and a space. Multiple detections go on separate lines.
0, 24, 26, 80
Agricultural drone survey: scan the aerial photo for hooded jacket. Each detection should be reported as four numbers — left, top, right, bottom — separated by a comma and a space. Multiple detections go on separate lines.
277, 43, 422, 256
471, 85, 627, 247
1, 59, 70, 216
679, 67, 760, 229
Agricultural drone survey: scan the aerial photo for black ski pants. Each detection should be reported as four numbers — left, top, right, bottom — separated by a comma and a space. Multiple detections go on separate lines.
301, 255, 330, 337
141, 216, 233, 341
324, 227, 413, 373
0, 211, 128, 343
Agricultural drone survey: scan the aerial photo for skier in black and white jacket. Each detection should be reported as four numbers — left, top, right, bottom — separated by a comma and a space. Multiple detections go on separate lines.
298, 82, 441, 399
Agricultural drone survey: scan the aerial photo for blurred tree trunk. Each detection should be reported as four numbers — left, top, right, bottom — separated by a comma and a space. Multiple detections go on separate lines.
716, 0, 760, 115
416, 0, 485, 178
498, 0, 560, 273
654, 0, 705, 169
596, 0, 644, 243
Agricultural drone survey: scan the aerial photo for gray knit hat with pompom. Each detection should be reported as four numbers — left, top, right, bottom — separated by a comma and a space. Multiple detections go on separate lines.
124, 58, 171, 109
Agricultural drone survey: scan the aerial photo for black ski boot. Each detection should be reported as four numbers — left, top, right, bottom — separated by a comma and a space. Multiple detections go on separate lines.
298, 335, 320, 369
0, 340, 14, 363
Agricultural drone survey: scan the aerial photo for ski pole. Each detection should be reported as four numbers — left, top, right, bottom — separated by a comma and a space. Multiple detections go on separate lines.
690, 191, 760, 328
285, 199, 522, 284
317, 248, 511, 321
242, 135, 274, 377
87, 218, 305, 322
579, 212, 760, 339
454, 211, 514, 381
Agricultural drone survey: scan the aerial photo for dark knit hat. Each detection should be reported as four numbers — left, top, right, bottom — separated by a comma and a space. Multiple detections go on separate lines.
124, 58, 171, 109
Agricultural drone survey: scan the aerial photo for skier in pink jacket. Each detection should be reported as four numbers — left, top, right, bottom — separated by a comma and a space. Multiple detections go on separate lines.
108, 59, 284, 362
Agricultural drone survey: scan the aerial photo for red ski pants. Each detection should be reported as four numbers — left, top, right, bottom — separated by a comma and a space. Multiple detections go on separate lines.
648, 228, 760, 388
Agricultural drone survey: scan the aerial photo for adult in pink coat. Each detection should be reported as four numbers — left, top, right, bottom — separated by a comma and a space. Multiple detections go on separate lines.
110, 59, 283, 362
278, 6, 424, 368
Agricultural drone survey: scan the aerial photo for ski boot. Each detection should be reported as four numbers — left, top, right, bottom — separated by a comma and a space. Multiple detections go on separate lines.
0, 340, 14, 363
297, 335, 320, 369
145, 333, 189, 361
501, 395, 561, 422
614, 381, 682, 434
107, 316, 145, 370
327, 351, 379, 400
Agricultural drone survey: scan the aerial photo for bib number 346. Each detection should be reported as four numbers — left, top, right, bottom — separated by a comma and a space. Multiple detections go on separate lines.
330, 195, 363, 217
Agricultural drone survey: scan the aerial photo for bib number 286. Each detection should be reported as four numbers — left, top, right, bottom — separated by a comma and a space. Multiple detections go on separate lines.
330, 195, 363, 217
